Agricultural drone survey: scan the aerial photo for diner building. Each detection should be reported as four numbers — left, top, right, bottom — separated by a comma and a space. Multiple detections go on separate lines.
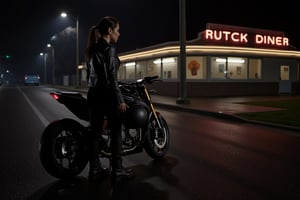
117, 23, 300, 97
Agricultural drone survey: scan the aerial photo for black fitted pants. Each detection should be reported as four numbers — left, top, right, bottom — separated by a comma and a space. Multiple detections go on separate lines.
87, 88, 123, 170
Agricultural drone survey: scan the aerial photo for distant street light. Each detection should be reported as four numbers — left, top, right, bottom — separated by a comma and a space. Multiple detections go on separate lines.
61, 12, 79, 87
47, 44, 56, 85
40, 52, 47, 84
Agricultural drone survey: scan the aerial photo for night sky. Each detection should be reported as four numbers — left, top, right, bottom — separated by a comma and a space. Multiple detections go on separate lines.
0, 0, 298, 80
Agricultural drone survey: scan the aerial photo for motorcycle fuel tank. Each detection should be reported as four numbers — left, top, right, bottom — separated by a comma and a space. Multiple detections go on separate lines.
121, 104, 148, 128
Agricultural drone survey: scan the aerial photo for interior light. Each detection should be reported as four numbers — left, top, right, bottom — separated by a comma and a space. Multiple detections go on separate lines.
153, 59, 161, 64
153, 57, 176, 64
78, 64, 84, 69
216, 58, 245, 63
216, 58, 226, 63
125, 62, 136, 67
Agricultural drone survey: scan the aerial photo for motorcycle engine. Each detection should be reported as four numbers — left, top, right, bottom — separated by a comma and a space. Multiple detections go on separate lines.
122, 128, 140, 147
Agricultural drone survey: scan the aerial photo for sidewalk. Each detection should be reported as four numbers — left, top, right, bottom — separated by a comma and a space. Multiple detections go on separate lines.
151, 95, 293, 115
151, 94, 300, 132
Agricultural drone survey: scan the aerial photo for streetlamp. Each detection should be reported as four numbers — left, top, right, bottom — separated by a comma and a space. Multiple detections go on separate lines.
47, 44, 56, 85
61, 12, 79, 87
40, 52, 47, 84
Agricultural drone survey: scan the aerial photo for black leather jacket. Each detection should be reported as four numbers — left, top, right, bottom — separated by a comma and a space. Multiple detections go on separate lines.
88, 38, 124, 106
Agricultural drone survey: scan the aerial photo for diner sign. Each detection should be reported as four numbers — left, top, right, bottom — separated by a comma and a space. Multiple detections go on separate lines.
202, 23, 291, 49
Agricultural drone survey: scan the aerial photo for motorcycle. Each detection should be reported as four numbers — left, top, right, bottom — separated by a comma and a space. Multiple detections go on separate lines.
39, 75, 170, 180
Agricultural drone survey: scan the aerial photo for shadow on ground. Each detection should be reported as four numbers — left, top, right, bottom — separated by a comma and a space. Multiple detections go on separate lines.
27, 156, 178, 200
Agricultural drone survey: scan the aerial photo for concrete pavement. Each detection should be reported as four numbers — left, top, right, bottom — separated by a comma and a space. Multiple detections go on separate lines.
151, 94, 300, 132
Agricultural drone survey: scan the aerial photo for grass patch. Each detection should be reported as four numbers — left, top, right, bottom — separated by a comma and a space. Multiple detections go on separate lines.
237, 99, 300, 127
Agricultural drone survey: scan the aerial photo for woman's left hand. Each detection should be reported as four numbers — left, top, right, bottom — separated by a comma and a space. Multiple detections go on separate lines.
119, 103, 129, 112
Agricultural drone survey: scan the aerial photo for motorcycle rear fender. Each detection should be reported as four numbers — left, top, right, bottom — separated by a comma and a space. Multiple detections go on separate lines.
50, 91, 89, 121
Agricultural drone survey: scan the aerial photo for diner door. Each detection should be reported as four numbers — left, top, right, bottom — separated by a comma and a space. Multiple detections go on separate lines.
279, 65, 291, 94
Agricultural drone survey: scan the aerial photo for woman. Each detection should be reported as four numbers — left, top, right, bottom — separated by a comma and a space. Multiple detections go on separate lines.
85, 16, 134, 181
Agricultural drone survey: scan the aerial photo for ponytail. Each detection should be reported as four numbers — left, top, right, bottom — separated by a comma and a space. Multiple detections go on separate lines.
85, 25, 99, 62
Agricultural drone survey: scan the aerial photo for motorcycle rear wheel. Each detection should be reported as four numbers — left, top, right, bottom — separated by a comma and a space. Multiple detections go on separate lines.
39, 118, 88, 180
144, 114, 170, 159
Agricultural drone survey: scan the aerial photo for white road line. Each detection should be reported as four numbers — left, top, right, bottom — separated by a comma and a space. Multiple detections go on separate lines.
18, 87, 49, 127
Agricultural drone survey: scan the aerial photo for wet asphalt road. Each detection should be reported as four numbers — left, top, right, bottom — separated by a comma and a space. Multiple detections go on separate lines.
0, 85, 299, 200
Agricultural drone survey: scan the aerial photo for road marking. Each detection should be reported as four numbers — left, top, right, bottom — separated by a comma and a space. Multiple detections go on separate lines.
18, 87, 49, 127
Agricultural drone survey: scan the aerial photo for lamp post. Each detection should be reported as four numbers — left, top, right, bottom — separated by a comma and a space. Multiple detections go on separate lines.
47, 44, 55, 85
176, 0, 190, 104
40, 52, 47, 84
61, 12, 79, 87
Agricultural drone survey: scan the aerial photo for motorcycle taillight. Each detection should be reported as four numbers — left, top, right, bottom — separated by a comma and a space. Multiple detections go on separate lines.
50, 93, 60, 100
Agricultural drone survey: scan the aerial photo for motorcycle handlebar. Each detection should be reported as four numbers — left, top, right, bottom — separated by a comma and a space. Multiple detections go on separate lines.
143, 75, 161, 84
119, 75, 162, 87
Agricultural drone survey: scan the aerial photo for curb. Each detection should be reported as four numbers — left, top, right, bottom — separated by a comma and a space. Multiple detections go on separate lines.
153, 102, 300, 133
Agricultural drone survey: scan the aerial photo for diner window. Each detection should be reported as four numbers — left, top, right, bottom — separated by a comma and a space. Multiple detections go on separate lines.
210, 57, 227, 79
210, 57, 247, 79
160, 57, 177, 79
148, 58, 161, 77
186, 56, 207, 79
249, 59, 262, 79
136, 61, 147, 79
118, 63, 126, 80
124, 62, 136, 80
227, 57, 247, 79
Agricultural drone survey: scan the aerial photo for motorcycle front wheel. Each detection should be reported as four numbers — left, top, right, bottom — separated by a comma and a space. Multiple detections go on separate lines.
144, 114, 170, 159
39, 118, 88, 180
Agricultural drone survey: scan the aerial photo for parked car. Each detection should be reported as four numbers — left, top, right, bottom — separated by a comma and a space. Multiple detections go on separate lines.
24, 75, 40, 86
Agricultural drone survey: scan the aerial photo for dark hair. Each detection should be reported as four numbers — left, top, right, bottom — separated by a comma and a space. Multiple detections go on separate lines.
85, 16, 119, 63
85, 25, 98, 62
97, 16, 119, 36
